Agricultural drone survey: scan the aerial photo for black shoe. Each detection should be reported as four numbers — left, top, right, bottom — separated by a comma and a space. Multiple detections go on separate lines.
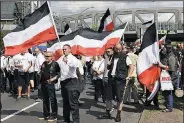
154, 105, 160, 110
115, 112, 121, 122
47, 116, 57, 122
102, 110, 111, 119
144, 101, 151, 106
62, 118, 70, 123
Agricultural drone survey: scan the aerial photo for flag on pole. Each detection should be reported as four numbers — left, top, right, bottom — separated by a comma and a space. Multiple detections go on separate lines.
158, 35, 167, 45
3, 2, 57, 56
137, 23, 161, 92
142, 20, 153, 29
48, 22, 128, 61
64, 23, 72, 35
98, 8, 114, 32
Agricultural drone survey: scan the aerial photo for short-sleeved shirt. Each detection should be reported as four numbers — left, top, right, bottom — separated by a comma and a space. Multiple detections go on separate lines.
14, 54, 31, 72
92, 59, 105, 80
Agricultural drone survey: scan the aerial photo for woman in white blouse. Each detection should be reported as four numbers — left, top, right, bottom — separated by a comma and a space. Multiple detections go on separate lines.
92, 55, 106, 103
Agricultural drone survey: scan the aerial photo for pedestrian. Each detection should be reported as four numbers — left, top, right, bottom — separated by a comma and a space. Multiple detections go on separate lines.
162, 44, 178, 112
34, 47, 45, 101
103, 48, 115, 119
14, 51, 32, 100
38, 51, 60, 122
123, 45, 139, 104
92, 55, 105, 103
106, 43, 134, 122
57, 44, 81, 123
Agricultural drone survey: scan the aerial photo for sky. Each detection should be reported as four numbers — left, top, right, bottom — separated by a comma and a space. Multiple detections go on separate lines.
50, 1, 183, 16
49, 1, 183, 23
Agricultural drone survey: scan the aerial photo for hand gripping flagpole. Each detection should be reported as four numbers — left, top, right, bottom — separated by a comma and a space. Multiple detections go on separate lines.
47, 1, 62, 50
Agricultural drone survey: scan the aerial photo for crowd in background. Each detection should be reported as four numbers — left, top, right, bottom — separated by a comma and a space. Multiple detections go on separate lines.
0, 41, 184, 122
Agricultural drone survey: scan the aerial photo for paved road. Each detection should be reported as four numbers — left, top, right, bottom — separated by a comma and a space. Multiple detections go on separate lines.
1, 81, 144, 123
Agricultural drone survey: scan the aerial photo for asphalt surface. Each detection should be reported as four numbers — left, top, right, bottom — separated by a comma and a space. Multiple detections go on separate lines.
1, 80, 144, 123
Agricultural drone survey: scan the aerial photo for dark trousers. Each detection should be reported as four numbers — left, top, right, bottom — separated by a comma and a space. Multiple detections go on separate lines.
145, 89, 158, 106
35, 72, 42, 99
61, 78, 80, 122
162, 90, 173, 110
7, 72, 15, 92
41, 83, 58, 117
94, 79, 106, 102
103, 77, 109, 100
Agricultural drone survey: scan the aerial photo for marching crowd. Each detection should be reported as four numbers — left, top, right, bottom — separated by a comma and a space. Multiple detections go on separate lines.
0, 42, 184, 123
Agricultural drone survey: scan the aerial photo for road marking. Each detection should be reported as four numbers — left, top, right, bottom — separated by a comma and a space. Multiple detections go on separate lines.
1, 102, 40, 122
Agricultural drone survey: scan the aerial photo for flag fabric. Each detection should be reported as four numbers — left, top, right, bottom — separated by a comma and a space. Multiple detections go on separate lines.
158, 35, 166, 45
64, 23, 72, 35
137, 23, 161, 92
48, 22, 128, 61
142, 20, 153, 29
3, 2, 57, 56
98, 8, 114, 32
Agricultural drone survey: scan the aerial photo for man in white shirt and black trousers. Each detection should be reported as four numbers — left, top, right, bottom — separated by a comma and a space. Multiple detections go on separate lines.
57, 44, 81, 123
106, 43, 134, 122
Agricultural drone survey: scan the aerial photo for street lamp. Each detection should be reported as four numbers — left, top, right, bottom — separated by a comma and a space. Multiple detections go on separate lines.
78, 7, 94, 28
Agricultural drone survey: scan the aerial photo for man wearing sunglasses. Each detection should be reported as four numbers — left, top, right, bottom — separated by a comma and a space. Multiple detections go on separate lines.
38, 51, 60, 122
57, 44, 81, 123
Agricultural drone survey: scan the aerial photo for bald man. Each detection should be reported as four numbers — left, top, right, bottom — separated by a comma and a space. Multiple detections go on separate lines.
38, 51, 60, 122
105, 43, 134, 122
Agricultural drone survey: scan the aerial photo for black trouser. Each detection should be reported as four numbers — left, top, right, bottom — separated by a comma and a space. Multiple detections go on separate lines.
103, 77, 109, 100
145, 89, 158, 106
61, 78, 80, 122
94, 79, 106, 102
7, 71, 14, 92
41, 83, 58, 118
35, 72, 42, 99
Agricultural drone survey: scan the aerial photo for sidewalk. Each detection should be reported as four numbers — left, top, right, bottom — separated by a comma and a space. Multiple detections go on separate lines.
139, 93, 183, 123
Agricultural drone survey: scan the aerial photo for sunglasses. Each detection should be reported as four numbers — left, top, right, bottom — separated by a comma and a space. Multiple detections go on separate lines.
45, 55, 52, 57
63, 49, 67, 51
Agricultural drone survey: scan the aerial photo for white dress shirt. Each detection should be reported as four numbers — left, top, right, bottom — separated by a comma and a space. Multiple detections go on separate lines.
92, 59, 105, 80
57, 53, 78, 81
77, 59, 84, 75
35, 53, 45, 72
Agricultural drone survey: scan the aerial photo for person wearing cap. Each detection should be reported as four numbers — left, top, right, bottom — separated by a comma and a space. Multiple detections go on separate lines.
161, 44, 178, 112
57, 44, 81, 123
38, 50, 60, 122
